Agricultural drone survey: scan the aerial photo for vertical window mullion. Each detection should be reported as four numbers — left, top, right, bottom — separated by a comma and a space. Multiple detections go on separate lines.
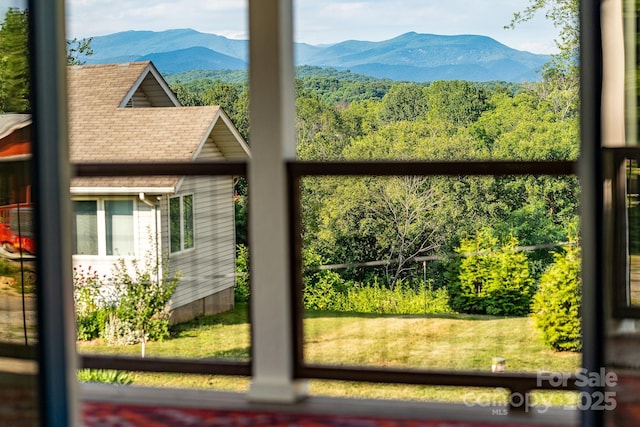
179, 196, 184, 251
183, 194, 194, 250
96, 200, 106, 256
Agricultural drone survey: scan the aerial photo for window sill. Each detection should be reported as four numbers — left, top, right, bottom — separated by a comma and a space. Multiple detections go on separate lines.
79, 383, 579, 426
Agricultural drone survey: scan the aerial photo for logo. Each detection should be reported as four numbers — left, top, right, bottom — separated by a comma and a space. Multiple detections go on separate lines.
463, 369, 618, 415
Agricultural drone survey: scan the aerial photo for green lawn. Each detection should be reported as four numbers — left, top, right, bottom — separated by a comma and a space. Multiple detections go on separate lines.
77, 304, 581, 405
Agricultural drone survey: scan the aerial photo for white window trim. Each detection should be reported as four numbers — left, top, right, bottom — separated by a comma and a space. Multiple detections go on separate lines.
72, 197, 139, 258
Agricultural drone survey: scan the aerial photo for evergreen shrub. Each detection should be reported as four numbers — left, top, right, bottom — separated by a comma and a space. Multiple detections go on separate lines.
449, 228, 534, 316
531, 244, 581, 351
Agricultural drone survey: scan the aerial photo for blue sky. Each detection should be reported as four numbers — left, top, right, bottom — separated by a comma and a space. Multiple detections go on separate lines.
64, 0, 559, 54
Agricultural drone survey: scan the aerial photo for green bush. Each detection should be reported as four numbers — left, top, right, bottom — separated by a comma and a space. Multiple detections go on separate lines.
483, 236, 534, 316
74, 265, 109, 341
234, 244, 250, 303
0, 259, 36, 294
111, 256, 180, 357
303, 248, 346, 311
77, 369, 133, 385
449, 229, 533, 316
304, 270, 344, 310
337, 279, 452, 315
0, 259, 20, 276
531, 244, 581, 351
76, 307, 113, 341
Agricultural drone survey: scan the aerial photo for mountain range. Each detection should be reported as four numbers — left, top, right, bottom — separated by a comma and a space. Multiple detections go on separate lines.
85, 28, 551, 82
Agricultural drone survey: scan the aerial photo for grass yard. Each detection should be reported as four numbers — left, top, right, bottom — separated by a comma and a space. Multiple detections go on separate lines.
304, 311, 579, 372
77, 304, 581, 406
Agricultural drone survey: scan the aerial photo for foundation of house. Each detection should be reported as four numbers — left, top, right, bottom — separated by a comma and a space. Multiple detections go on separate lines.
169, 287, 235, 324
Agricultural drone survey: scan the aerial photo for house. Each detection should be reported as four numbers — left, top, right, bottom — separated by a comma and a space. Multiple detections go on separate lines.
0, 114, 34, 256
67, 62, 250, 323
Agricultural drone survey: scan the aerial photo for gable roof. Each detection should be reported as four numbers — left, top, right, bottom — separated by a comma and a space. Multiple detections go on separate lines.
0, 114, 31, 162
67, 61, 250, 194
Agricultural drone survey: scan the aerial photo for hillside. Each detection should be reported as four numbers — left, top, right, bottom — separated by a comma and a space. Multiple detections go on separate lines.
85, 29, 551, 82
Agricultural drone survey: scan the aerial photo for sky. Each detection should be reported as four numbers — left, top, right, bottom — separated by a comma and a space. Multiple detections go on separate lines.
64, 0, 560, 54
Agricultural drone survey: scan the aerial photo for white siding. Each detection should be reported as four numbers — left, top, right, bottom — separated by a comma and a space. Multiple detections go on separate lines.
161, 176, 236, 308
195, 136, 224, 159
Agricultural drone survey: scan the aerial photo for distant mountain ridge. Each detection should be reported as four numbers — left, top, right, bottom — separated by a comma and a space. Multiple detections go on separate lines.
86, 28, 551, 82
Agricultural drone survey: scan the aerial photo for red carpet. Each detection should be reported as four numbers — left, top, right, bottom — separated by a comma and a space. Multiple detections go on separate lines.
82, 402, 567, 427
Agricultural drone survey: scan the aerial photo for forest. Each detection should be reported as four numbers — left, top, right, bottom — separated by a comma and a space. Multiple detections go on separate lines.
169, 50, 580, 340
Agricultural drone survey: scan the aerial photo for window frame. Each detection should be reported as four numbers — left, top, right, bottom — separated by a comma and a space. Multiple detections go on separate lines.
65, 1, 605, 426
168, 193, 195, 254
71, 197, 137, 257
287, 160, 579, 399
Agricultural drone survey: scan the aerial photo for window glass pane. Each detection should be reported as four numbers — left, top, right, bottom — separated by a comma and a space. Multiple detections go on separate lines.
300, 174, 580, 404
105, 200, 134, 256
293, 1, 576, 162
628, 159, 640, 305
0, 2, 39, 423
183, 195, 194, 250
73, 200, 97, 255
169, 197, 180, 253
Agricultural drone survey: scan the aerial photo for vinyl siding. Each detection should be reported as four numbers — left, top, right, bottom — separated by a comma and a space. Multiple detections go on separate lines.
161, 176, 235, 308
195, 135, 224, 159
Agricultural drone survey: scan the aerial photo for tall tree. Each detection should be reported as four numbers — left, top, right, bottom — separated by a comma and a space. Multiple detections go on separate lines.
66, 37, 94, 66
0, 8, 29, 113
507, 0, 579, 110
371, 176, 445, 286
0, 8, 93, 113
507, 0, 579, 63
378, 83, 428, 124
426, 80, 488, 128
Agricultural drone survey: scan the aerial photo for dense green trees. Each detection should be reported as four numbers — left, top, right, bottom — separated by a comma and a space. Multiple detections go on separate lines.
0, 8, 29, 113
169, 32, 579, 339
0, 8, 94, 113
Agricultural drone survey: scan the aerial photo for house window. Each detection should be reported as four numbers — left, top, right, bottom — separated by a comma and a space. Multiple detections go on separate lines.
72, 200, 98, 255
169, 194, 194, 253
105, 200, 134, 256
72, 199, 135, 256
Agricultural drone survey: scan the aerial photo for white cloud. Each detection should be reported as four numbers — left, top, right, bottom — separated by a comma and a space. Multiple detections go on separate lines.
66, 0, 247, 38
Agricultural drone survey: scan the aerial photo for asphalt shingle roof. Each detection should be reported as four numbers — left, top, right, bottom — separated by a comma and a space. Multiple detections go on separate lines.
67, 62, 245, 192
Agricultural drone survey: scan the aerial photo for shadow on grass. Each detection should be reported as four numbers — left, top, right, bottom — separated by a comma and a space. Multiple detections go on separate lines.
171, 302, 250, 335
205, 346, 250, 361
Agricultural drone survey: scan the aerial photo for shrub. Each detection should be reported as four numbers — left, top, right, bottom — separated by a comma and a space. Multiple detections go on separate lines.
76, 307, 112, 341
77, 369, 133, 385
531, 244, 581, 352
73, 265, 111, 340
234, 244, 250, 303
0, 258, 35, 294
110, 256, 180, 357
449, 229, 533, 316
302, 247, 347, 311
304, 270, 344, 310
483, 236, 534, 316
0, 259, 20, 276
335, 279, 452, 315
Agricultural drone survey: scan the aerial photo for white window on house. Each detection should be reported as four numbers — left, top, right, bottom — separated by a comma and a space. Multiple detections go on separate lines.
169, 194, 194, 253
72, 199, 135, 256
72, 200, 98, 255
105, 200, 134, 256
